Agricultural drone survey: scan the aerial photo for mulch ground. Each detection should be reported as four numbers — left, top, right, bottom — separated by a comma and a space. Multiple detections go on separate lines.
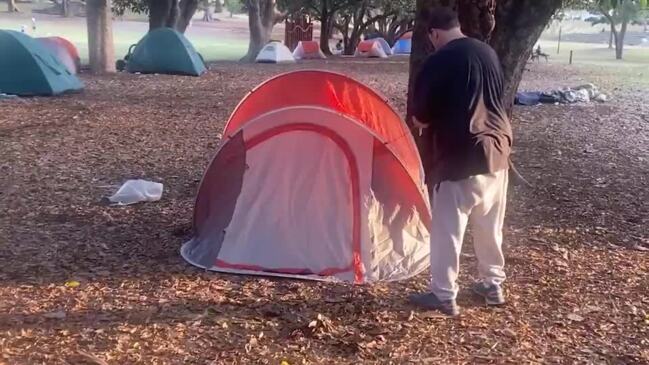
0, 58, 647, 365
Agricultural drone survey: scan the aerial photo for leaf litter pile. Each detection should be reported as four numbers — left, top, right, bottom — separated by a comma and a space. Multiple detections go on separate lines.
0, 59, 647, 364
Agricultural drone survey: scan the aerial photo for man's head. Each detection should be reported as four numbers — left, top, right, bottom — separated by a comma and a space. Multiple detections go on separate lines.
424, 7, 464, 49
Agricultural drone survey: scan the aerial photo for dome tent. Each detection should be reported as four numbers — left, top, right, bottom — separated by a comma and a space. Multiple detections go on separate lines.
181, 70, 430, 283
392, 31, 412, 54
355, 40, 388, 58
292, 40, 326, 60
37, 36, 81, 74
0, 30, 83, 96
125, 27, 207, 76
371, 37, 393, 56
255, 41, 296, 63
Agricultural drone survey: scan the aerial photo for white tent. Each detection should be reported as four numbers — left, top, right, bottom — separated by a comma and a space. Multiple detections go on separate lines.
293, 40, 326, 60
181, 70, 430, 284
256, 41, 296, 64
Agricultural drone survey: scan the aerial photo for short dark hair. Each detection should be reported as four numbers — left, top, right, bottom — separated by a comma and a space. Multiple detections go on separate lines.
424, 7, 460, 31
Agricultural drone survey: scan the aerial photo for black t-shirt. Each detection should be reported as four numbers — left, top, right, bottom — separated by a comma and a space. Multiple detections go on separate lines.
413, 37, 512, 185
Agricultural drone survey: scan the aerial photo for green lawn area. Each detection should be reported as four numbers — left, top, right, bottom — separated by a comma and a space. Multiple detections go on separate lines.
0, 17, 248, 62
536, 40, 649, 84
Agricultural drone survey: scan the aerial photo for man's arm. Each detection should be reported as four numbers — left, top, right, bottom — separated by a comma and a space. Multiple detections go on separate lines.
412, 56, 447, 130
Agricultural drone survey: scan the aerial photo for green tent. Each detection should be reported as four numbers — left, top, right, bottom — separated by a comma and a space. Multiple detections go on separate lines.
126, 28, 207, 76
0, 30, 83, 96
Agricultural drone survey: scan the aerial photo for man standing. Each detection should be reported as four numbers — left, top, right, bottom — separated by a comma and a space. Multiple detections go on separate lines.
409, 7, 513, 316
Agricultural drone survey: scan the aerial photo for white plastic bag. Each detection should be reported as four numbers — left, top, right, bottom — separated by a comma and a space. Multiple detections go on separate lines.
108, 179, 163, 206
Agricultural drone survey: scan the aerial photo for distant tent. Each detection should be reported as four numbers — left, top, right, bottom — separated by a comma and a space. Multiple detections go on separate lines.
256, 41, 296, 63
371, 38, 393, 56
392, 38, 411, 55
355, 40, 388, 58
37, 36, 81, 74
292, 41, 326, 60
126, 27, 207, 76
0, 30, 83, 96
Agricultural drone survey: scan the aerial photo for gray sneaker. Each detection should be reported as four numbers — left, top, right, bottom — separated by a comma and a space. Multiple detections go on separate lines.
472, 282, 505, 306
409, 292, 460, 316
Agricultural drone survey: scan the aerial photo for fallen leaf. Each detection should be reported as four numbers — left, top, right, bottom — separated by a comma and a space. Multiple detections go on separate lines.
567, 313, 585, 322
64, 280, 80, 288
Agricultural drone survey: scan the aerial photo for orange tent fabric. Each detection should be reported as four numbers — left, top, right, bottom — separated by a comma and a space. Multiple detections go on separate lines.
302, 40, 319, 53
357, 40, 375, 52
224, 70, 423, 184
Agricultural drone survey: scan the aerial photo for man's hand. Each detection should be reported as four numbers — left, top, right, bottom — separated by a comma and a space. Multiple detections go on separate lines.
413, 117, 428, 137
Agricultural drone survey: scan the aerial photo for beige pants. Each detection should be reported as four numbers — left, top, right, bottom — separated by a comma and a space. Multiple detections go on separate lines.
429, 170, 508, 301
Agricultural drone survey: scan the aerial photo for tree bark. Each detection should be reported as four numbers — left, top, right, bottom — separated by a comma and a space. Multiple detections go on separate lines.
320, 0, 332, 55
615, 19, 627, 59
62, 0, 72, 17
165, 0, 180, 27
86, 0, 115, 74
609, 24, 614, 49
149, 0, 175, 30
8, 0, 20, 12
242, 0, 279, 62
176, 0, 200, 32
202, 0, 214, 22
490, 0, 561, 115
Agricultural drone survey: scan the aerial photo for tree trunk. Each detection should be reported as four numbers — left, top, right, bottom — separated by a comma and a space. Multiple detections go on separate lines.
615, 19, 627, 60
165, 0, 180, 27
490, 0, 561, 115
609, 25, 614, 49
202, 0, 214, 22
87, 0, 115, 74
8, 0, 20, 12
149, 0, 174, 30
176, 0, 200, 32
62, 0, 72, 17
241, 0, 277, 62
320, 1, 332, 55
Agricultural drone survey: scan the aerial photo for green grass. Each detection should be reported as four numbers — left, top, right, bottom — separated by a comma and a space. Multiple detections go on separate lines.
536, 40, 649, 85
0, 17, 247, 62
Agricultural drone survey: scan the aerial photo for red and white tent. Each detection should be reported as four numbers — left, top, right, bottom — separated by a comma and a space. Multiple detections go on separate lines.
36, 36, 80, 74
355, 40, 388, 58
293, 40, 326, 59
181, 70, 430, 283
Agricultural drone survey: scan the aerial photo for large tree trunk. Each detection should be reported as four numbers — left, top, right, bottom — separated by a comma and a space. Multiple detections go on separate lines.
8, 0, 20, 12
320, 1, 332, 55
87, 0, 115, 74
490, 0, 561, 115
176, 0, 200, 32
242, 0, 279, 62
609, 23, 615, 49
149, 0, 175, 29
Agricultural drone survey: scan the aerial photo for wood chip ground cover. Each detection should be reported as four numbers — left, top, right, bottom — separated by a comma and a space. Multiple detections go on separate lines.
0, 59, 647, 364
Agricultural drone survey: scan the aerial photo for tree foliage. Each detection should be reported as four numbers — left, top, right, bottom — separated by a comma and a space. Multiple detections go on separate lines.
278, 0, 415, 54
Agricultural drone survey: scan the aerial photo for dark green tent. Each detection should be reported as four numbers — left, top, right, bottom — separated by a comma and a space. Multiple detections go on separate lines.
0, 30, 83, 96
126, 28, 207, 76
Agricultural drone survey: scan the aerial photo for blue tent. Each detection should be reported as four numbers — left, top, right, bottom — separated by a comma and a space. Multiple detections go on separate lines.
392, 39, 412, 54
